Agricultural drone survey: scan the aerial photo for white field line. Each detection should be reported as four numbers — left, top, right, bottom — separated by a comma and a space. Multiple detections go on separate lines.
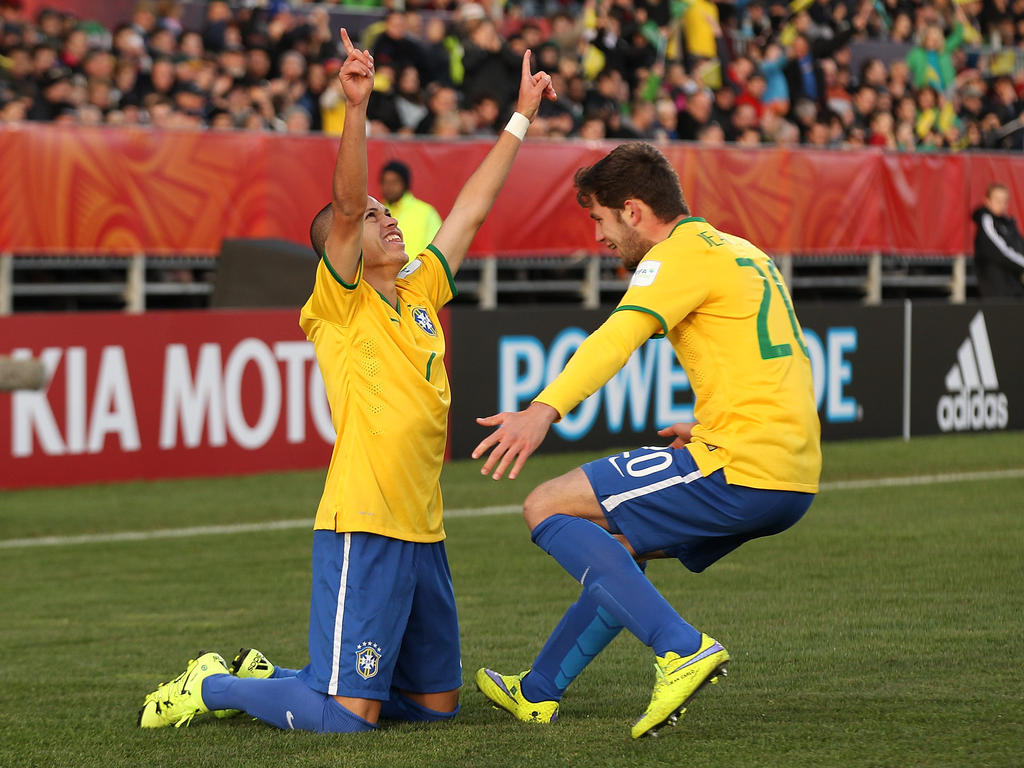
2, 469, 1023, 551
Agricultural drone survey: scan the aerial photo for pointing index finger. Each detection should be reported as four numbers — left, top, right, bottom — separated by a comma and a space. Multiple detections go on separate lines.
340, 28, 356, 56
522, 49, 532, 79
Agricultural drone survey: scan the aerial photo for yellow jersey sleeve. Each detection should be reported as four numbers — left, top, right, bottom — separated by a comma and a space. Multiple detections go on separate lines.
533, 310, 662, 418
396, 244, 457, 311
299, 249, 364, 336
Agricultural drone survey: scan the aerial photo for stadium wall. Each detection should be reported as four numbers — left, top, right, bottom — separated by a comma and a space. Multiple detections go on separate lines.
2, 125, 1023, 258
1, 302, 1021, 490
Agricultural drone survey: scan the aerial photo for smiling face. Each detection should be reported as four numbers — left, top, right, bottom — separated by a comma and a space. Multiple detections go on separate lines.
587, 201, 656, 271
361, 196, 407, 267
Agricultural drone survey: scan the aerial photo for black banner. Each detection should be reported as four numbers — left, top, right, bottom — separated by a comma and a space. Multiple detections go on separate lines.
447, 304, 907, 459
909, 303, 1024, 436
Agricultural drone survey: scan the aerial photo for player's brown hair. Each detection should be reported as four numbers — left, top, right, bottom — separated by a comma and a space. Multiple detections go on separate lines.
574, 142, 689, 221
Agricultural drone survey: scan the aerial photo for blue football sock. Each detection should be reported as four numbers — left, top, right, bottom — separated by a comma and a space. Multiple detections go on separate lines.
201, 674, 376, 733
379, 690, 459, 722
520, 589, 622, 703
519, 561, 651, 703
531, 515, 701, 658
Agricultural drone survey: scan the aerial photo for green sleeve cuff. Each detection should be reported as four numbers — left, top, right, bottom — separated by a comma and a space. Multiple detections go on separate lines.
323, 247, 361, 289
612, 304, 668, 338
426, 244, 458, 298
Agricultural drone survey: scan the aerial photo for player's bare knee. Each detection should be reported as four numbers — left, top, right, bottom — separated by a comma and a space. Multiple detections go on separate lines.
522, 481, 558, 531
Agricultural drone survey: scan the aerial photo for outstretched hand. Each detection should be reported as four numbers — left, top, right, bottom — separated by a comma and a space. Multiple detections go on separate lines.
471, 402, 559, 480
338, 28, 374, 107
514, 49, 557, 121
656, 422, 696, 450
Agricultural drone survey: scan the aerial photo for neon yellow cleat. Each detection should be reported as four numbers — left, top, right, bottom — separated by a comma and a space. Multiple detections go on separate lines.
138, 651, 230, 729
212, 647, 277, 719
475, 668, 559, 723
630, 634, 730, 739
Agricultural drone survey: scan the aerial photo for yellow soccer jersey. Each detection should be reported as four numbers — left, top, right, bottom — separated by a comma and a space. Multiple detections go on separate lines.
535, 217, 821, 493
299, 244, 457, 542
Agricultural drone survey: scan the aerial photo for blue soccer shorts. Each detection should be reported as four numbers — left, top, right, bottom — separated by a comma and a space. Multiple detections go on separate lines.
581, 446, 814, 573
296, 531, 462, 701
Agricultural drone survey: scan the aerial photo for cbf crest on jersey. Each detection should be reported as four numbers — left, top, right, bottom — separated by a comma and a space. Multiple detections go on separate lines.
412, 307, 437, 336
355, 640, 383, 679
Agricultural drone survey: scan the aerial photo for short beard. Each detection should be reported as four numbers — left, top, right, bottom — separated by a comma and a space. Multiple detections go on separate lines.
616, 226, 657, 271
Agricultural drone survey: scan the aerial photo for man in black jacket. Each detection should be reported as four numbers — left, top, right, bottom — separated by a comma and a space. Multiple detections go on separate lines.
972, 184, 1024, 299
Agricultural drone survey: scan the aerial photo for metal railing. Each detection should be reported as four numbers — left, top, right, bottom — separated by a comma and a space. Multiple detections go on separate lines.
0, 253, 216, 314
0, 252, 974, 314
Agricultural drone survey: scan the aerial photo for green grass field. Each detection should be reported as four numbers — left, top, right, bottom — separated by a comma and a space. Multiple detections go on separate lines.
1, 433, 1022, 768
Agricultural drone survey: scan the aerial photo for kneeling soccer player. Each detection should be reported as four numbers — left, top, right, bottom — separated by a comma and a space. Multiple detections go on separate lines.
137, 29, 555, 733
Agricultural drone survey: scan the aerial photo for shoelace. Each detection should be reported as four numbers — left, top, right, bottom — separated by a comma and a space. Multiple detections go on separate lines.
146, 660, 201, 724
173, 709, 198, 728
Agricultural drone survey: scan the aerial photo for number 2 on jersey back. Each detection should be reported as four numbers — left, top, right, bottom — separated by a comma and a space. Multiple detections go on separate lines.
734, 257, 809, 360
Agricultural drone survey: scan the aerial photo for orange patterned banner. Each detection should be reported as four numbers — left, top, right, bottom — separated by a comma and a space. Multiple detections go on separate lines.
1, 125, 1021, 257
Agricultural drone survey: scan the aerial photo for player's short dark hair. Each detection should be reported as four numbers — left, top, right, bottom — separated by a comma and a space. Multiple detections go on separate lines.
309, 202, 332, 257
380, 159, 411, 189
574, 142, 689, 221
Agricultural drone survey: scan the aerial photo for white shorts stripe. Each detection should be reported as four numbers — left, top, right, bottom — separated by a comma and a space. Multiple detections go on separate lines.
601, 468, 704, 514
327, 532, 351, 696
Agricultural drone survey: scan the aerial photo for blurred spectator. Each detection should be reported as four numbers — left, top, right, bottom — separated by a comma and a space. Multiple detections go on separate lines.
682, 0, 722, 65
378, 160, 442, 260
697, 121, 725, 145
27, 66, 72, 120
372, 11, 427, 84
759, 42, 790, 114
415, 82, 458, 134
677, 88, 712, 140
784, 35, 824, 106
462, 18, 520, 111
462, 91, 501, 135
394, 65, 429, 131
972, 183, 1024, 298
906, 5, 967, 92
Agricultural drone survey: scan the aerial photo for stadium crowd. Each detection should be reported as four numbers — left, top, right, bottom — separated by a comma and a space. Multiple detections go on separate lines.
0, 0, 1022, 150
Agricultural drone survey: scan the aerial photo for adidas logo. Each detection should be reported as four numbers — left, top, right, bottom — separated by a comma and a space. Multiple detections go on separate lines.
936, 311, 1009, 432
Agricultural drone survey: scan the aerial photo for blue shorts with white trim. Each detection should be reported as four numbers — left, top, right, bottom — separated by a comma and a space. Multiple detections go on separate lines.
581, 446, 813, 573
296, 531, 462, 700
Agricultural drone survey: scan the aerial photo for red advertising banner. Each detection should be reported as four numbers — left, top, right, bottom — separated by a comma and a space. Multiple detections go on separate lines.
2, 125, 1022, 258
19, 0, 134, 26
0, 309, 340, 489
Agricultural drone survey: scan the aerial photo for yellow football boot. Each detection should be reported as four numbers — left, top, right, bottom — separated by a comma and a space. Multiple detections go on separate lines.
631, 634, 730, 739
475, 668, 559, 723
138, 651, 230, 728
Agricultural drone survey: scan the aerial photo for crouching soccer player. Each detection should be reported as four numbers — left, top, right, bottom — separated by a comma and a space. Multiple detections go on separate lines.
471, 142, 822, 738
137, 30, 555, 733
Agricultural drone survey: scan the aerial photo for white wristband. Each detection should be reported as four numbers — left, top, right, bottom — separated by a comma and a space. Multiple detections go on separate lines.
504, 112, 530, 141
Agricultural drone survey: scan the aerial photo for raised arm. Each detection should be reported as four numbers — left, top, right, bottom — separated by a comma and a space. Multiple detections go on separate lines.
323, 29, 375, 283
429, 50, 555, 274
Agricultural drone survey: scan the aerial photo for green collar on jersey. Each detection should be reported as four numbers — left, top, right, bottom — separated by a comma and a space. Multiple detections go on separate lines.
669, 216, 707, 237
